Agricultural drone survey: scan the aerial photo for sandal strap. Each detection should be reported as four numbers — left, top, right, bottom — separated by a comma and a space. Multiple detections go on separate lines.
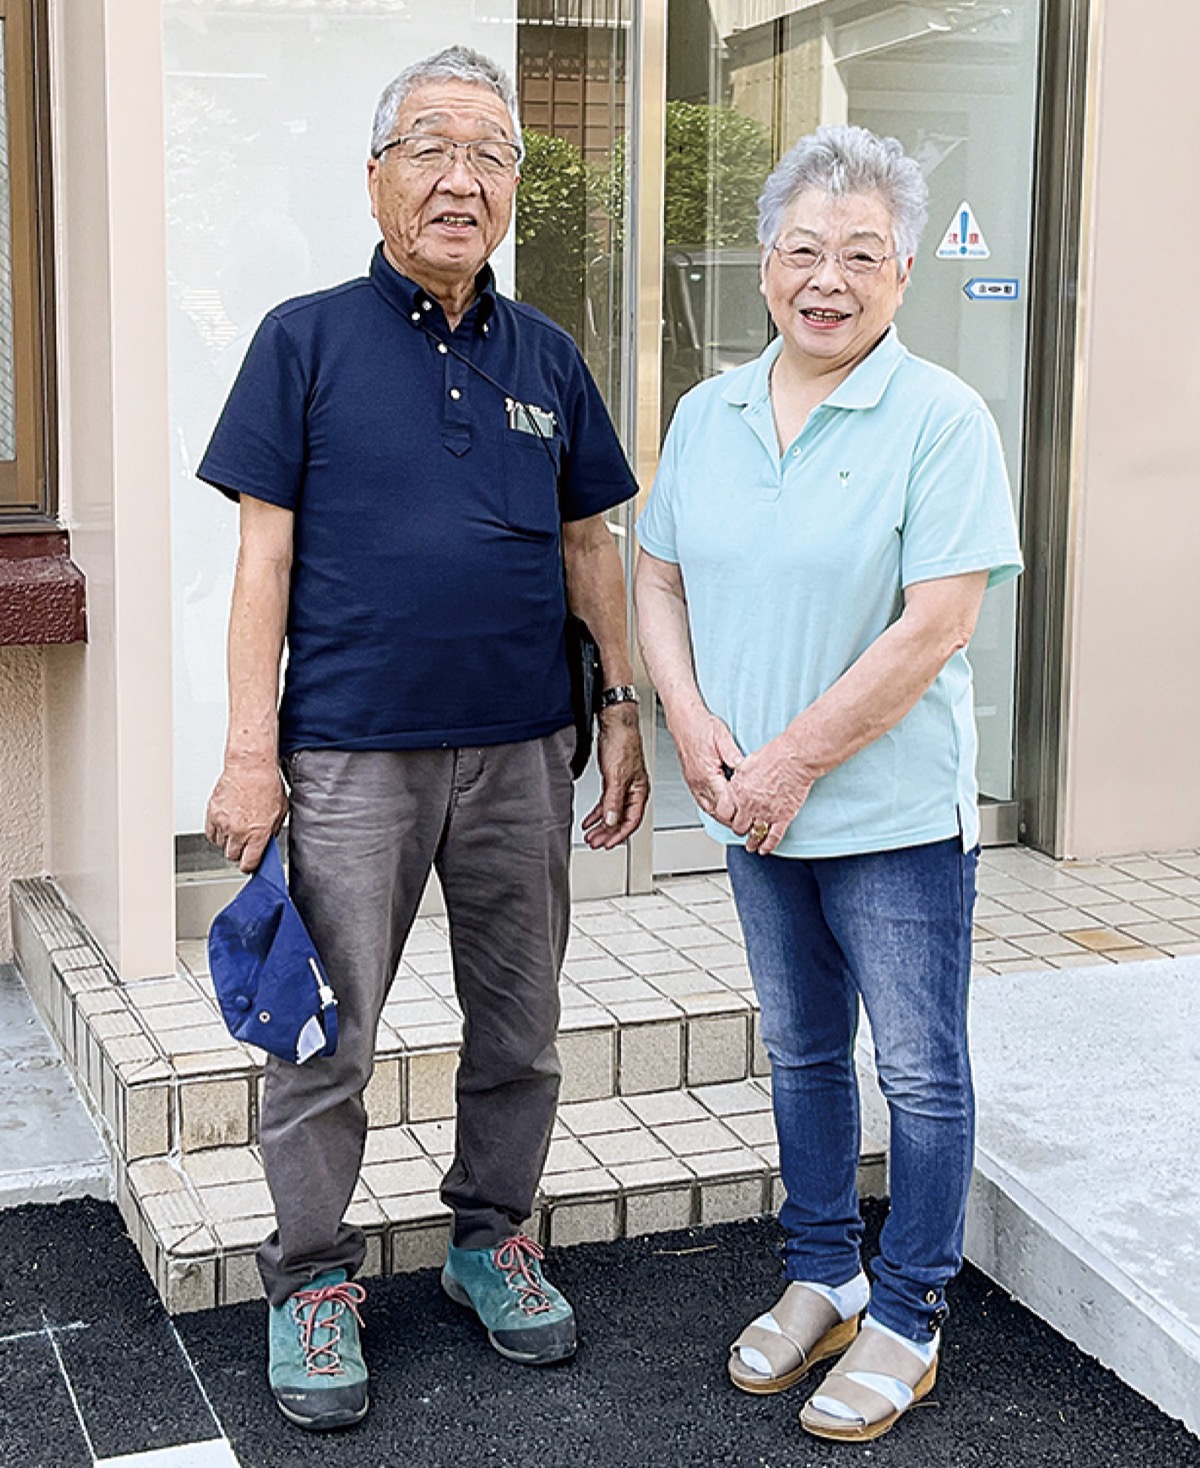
811, 1373, 899, 1427
825, 1325, 933, 1388
772, 1282, 842, 1346
730, 1323, 804, 1377
731, 1283, 842, 1373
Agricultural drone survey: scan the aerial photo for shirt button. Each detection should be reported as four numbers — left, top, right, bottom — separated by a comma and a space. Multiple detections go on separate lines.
410, 311, 421, 322
437, 343, 448, 355
482, 322, 489, 334
422, 300, 433, 311
449, 388, 461, 400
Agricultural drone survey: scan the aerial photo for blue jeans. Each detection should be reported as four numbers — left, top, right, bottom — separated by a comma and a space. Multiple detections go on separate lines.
728, 836, 978, 1342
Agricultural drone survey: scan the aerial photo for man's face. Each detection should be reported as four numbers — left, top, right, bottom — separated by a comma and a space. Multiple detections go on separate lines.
367, 79, 519, 292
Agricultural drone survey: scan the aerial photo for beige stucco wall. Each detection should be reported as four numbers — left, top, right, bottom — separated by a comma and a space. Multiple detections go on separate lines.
0, 647, 46, 960
1061, 0, 1200, 857
39, 0, 176, 977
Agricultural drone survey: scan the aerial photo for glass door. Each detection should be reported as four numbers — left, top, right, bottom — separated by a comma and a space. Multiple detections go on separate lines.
650, 0, 1042, 874
164, 0, 636, 898
515, 0, 637, 897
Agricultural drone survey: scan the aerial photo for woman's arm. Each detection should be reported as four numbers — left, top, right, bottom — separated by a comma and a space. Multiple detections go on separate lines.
731, 570, 989, 854
634, 549, 742, 828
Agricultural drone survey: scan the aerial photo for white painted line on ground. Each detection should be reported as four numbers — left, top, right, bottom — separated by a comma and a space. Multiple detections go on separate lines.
40, 1308, 98, 1461
95, 1442, 240, 1468
32, 1309, 241, 1468
0, 1319, 87, 1346
166, 1315, 228, 1440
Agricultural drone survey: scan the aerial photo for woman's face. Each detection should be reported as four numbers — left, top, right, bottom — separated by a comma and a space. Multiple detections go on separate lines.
761, 188, 911, 375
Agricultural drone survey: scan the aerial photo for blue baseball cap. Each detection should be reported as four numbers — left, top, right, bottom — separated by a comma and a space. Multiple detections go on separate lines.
208, 837, 338, 1064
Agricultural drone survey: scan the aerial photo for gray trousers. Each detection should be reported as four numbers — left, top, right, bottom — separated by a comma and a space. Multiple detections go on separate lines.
256, 729, 574, 1307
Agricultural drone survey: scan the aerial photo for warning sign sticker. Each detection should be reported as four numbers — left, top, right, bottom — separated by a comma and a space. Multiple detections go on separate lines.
936, 201, 990, 260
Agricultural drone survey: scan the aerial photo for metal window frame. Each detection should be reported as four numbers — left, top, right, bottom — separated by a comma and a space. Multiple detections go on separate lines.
0, 0, 56, 528
1014, 0, 1095, 856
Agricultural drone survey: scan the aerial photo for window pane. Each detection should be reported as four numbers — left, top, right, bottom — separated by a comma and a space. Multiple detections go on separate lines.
0, 19, 18, 465
165, 2, 521, 838
654, 0, 1041, 844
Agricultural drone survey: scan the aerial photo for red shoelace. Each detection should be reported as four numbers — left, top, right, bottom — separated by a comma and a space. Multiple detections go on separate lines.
291, 1279, 367, 1376
493, 1234, 553, 1315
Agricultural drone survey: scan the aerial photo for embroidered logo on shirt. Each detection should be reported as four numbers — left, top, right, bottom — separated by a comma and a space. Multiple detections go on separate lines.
839, 470, 852, 486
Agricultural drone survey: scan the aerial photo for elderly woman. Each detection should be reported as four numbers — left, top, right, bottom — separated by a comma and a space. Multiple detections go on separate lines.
635, 125, 1022, 1442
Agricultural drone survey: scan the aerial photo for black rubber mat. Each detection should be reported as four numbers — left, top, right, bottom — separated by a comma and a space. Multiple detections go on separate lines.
3, 1195, 1198, 1467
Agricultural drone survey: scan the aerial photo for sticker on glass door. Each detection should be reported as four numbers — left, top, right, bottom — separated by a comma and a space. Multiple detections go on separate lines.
936, 201, 990, 259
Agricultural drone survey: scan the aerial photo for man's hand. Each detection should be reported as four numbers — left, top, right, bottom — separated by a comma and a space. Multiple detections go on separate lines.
728, 735, 816, 856
672, 708, 743, 829
581, 704, 650, 849
205, 756, 289, 872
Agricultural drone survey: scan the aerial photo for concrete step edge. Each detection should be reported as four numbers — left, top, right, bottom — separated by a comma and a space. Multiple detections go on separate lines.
966, 1150, 1200, 1435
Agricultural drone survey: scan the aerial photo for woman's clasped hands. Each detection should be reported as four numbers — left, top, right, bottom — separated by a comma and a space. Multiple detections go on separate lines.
674, 711, 815, 857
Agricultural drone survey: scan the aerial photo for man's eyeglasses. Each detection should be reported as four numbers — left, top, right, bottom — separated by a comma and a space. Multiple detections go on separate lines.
772, 242, 900, 277
373, 134, 523, 179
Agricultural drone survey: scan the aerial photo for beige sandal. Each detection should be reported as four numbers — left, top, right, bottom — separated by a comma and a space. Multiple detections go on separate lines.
728, 1282, 860, 1395
799, 1325, 937, 1441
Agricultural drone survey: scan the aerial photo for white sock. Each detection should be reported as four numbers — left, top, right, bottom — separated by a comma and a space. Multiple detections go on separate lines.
810, 1315, 939, 1423
863, 1315, 939, 1367
737, 1272, 869, 1378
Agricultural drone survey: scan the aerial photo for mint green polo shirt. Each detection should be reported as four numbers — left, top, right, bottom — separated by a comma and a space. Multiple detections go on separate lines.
636, 327, 1023, 857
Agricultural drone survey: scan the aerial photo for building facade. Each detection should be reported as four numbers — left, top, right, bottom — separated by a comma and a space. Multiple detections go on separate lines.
1, 0, 1198, 978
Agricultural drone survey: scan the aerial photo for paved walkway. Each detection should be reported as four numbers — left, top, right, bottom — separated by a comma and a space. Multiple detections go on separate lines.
0, 965, 107, 1209
2, 1197, 1199, 1468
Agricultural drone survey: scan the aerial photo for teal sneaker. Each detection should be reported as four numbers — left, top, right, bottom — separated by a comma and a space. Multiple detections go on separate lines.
442, 1233, 576, 1365
268, 1269, 369, 1430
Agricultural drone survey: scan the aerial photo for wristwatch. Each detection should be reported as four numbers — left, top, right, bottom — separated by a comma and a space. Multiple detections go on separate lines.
599, 684, 640, 709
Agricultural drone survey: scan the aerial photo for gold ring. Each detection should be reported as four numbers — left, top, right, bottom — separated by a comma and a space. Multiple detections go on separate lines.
752, 821, 769, 839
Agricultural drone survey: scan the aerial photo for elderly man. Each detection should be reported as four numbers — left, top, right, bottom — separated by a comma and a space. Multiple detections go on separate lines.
201, 45, 647, 1431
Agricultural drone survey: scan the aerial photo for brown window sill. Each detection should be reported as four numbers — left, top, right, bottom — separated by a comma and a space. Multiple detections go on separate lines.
0, 531, 87, 646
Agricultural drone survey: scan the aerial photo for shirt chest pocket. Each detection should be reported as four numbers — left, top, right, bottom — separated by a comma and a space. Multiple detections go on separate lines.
502, 428, 563, 538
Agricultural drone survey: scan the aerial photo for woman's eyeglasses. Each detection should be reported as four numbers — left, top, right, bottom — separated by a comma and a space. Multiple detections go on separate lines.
772, 243, 899, 277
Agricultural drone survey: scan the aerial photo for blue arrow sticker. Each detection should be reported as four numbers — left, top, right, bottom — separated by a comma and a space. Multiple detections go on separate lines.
963, 278, 1019, 302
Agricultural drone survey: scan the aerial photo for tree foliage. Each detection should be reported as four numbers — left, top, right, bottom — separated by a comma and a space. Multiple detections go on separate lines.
514, 129, 595, 338
663, 101, 772, 248
513, 103, 774, 334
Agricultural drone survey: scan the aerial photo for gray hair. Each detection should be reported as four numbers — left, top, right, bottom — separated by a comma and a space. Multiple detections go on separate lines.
370, 45, 522, 157
757, 124, 929, 263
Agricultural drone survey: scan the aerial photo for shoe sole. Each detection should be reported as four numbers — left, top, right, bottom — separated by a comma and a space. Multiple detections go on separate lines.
799, 1359, 938, 1442
729, 1315, 860, 1395
441, 1271, 577, 1365
274, 1394, 370, 1432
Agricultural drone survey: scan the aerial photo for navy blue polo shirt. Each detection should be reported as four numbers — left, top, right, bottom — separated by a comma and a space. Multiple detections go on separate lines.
198, 246, 637, 754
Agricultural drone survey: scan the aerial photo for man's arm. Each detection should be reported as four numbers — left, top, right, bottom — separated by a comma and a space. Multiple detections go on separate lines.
561, 513, 649, 848
204, 496, 294, 872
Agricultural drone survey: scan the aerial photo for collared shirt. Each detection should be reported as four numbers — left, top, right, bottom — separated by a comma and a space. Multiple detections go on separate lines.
199, 246, 637, 753
637, 327, 1023, 857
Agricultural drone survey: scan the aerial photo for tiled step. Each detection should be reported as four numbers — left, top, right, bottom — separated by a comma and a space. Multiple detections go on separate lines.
11, 875, 769, 1170
120, 1084, 887, 1312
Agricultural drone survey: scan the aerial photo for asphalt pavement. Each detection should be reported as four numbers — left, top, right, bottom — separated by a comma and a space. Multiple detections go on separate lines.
2, 1196, 1197, 1467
